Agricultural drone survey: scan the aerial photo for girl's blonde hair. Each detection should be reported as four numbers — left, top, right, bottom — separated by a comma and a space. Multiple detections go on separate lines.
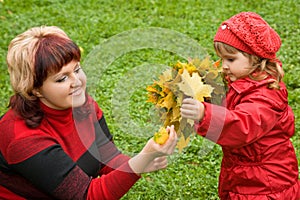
7, 26, 81, 127
214, 42, 283, 89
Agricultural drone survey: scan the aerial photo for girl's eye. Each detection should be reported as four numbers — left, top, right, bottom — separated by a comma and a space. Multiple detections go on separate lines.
226, 58, 235, 62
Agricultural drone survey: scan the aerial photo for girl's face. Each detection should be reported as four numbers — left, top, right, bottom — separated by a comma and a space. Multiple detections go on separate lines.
36, 60, 87, 110
220, 51, 253, 82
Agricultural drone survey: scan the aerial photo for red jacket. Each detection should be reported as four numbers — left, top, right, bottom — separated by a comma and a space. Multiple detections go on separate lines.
195, 78, 299, 199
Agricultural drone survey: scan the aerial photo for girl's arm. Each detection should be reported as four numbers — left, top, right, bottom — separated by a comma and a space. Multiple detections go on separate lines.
180, 97, 289, 148
195, 100, 283, 148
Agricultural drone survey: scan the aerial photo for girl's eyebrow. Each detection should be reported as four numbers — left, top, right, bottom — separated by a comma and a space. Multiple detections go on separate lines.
222, 53, 236, 58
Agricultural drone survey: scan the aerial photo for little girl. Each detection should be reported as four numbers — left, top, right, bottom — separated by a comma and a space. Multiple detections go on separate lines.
181, 12, 300, 199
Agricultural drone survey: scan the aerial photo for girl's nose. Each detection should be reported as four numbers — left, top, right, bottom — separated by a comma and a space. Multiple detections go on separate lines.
222, 63, 229, 70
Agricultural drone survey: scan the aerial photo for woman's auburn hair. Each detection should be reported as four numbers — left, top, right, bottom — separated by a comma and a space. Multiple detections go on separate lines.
214, 42, 284, 89
7, 26, 81, 128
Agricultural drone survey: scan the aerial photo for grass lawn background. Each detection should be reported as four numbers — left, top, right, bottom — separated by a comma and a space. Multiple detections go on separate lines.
0, 0, 299, 199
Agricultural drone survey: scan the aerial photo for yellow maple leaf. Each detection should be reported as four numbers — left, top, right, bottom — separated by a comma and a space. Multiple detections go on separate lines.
161, 87, 171, 96
159, 92, 176, 111
176, 134, 190, 153
205, 70, 219, 80
195, 57, 211, 70
146, 85, 159, 93
157, 69, 173, 85
146, 57, 225, 153
178, 118, 194, 137
177, 69, 214, 102
153, 127, 169, 145
146, 84, 162, 104
173, 61, 183, 70
147, 92, 159, 104
165, 73, 181, 94
171, 106, 181, 122
185, 64, 198, 75
163, 112, 171, 127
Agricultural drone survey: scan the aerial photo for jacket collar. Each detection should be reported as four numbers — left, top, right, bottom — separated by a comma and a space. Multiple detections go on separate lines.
229, 77, 274, 94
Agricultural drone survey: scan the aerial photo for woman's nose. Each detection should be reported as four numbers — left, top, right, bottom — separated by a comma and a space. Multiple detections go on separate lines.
71, 73, 81, 87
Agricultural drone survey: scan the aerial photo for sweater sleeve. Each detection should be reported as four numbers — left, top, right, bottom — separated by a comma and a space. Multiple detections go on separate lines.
195, 96, 282, 148
99, 153, 131, 175
87, 154, 140, 200
7, 142, 139, 200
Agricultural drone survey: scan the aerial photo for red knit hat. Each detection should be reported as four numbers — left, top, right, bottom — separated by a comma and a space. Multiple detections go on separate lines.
214, 12, 281, 59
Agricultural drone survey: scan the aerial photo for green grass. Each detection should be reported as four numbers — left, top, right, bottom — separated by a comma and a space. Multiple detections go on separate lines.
0, 0, 299, 199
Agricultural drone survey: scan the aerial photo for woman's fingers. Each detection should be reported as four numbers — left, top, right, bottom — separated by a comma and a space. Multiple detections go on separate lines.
153, 156, 168, 170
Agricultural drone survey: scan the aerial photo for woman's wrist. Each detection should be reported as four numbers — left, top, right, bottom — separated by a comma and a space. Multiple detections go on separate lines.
128, 152, 155, 175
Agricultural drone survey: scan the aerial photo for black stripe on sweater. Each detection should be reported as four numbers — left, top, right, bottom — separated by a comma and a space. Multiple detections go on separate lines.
11, 144, 76, 194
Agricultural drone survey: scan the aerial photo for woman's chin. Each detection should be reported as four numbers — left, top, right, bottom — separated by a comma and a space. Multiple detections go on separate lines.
72, 94, 86, 107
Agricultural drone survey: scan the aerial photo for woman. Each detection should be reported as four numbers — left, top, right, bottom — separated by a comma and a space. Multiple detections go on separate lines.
0, 26, 177, 199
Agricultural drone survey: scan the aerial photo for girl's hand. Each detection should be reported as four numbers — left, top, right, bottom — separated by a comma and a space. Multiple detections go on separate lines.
180, 98, 205, 122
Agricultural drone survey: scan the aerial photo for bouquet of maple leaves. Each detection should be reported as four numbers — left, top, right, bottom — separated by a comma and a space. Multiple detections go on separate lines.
146, 57, 224, 152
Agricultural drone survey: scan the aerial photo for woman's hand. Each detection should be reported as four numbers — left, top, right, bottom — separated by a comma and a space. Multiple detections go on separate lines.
180, 98, 205, 122
128, 125, 177, 174
141, 125, 177, 157
142, 156, 168, 173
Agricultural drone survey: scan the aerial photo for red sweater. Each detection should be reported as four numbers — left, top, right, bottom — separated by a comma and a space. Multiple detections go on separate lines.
0, 96, 140, 199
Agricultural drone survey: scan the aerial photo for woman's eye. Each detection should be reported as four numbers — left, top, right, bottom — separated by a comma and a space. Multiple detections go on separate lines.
74, 67, 81, 73
56, 76, 67, 83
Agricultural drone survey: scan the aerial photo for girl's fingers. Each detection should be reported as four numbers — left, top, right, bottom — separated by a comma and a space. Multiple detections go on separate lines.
182, 98, 194, 104
181, 108, 195, 116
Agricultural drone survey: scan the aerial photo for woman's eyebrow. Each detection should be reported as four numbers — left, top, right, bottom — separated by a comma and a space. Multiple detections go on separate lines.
73, 62, 80, 69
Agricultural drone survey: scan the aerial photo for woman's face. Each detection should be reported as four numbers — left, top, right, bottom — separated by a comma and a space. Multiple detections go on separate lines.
220, 51, 253, 82
36, 60, 87, 110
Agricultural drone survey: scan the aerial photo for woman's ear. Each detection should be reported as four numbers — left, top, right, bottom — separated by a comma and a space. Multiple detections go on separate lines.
32, 89, 43, 98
